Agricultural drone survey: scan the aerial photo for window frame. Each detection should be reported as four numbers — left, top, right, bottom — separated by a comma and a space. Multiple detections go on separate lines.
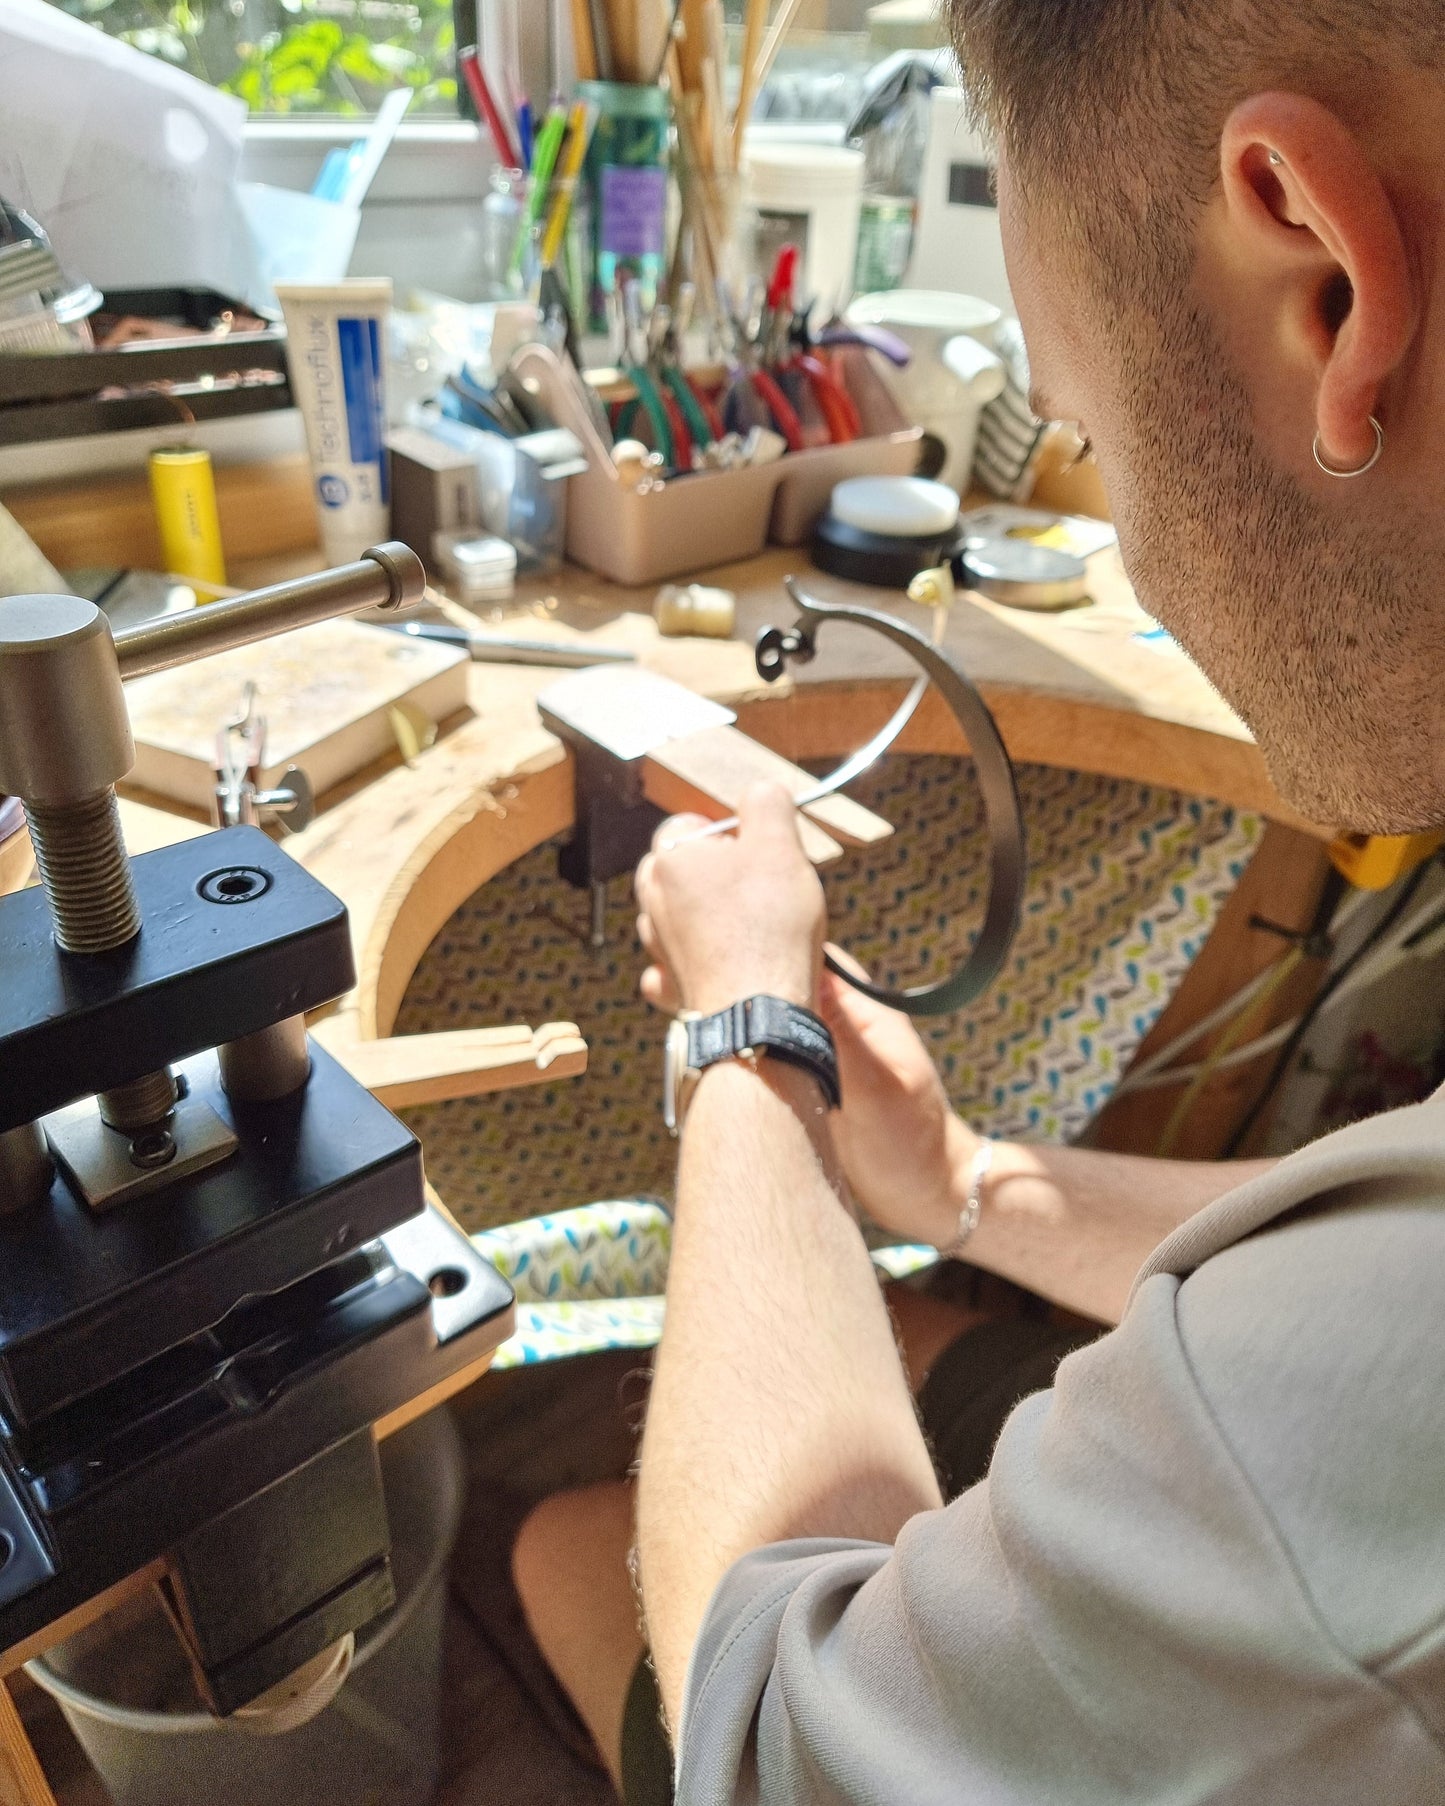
241, 113, 843, 190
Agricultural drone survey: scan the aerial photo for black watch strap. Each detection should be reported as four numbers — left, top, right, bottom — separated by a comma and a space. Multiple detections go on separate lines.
685, 995, 841, 1109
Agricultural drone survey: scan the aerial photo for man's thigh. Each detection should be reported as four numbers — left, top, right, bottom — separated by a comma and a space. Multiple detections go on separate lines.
510, 1284, 989, 1791
512, 1477, 644, 1795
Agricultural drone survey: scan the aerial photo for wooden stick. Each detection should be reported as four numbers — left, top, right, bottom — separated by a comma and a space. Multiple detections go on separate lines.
641, 745, 846, 865
705, 0, 727, 99
667, 43, 726, 275
313, 1022, 588, 1110
753, 0, 806, 100
732, 0, 770, 165
640, 0, 674, 88
587, 0, 612, 78
701, 53, 728, 176
0, 1681, 58, 1806
644, 725, 894, 849
604, 0, 638, 81
675, 0, 707, 93
568, 0, 598, 80
666, 98, 723, 296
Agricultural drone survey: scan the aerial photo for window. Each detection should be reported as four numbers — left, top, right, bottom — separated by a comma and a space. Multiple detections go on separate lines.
46, 0, 459, 115
722, 0, 881, 127
46, 0, 940, 126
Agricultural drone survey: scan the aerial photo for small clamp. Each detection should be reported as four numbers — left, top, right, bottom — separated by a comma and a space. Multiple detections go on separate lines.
755, 623, 815, 680
213, 683, 316, 835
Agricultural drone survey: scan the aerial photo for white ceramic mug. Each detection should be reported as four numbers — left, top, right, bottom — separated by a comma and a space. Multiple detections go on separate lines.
846, 290, 1007, 490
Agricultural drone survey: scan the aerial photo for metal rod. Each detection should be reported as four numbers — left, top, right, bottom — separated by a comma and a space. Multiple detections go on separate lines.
98, 1069, 179, 1134
0, 549, 428, 1190
0, 1122, 52, 1215
219, 1015, 311, 1103
23, 789, 140, 953
381, 621, 636, 667
113, 543, 426, 681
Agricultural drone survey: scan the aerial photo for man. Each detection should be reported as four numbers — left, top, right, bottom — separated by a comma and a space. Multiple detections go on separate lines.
513, 3, 1445, 1798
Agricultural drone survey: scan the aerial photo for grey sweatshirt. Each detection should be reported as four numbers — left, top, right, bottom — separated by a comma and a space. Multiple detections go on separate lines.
676, 1092, 1445, 1802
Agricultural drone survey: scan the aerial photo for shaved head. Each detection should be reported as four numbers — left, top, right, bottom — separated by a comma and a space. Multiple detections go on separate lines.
943, 2, 1445, 832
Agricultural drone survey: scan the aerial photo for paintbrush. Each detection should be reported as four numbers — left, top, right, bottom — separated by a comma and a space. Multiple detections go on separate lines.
732, 0, 770, 161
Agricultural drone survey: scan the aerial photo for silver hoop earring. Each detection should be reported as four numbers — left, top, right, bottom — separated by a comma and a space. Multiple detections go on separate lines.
1313, 416, 1384, 479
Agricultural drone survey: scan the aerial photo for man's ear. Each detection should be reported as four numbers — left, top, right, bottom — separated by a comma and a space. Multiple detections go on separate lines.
1219, 91, 1414, 470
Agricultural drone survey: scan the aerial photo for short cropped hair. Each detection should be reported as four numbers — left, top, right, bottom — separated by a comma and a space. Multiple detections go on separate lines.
947, 2, 1445, 254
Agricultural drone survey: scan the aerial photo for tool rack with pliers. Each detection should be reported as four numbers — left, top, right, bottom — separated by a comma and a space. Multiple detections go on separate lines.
606, 246, 910, 476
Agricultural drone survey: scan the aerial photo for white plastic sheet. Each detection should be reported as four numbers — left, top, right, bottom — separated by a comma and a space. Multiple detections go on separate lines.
0, 0, 261, 303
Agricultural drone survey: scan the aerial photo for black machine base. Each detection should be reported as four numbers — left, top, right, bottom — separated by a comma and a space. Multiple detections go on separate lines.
0, 1203, 513, 1667
0, 1042, 426, 1429
0, 822, 515, 1689
166, 1429, 395, 1716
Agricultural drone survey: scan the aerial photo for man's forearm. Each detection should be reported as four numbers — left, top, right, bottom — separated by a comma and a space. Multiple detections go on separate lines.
638, 1060, 942, 1735
959, 1129, 1276, 1324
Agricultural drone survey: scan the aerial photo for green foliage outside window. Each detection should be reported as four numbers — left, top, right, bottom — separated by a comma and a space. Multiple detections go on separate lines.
48, 0, 458, 115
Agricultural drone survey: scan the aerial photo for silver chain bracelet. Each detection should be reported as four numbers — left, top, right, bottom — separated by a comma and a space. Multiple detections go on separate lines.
940, 1138, 994, 1258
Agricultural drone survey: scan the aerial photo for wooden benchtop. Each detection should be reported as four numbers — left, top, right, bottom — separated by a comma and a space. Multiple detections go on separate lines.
525, 542, 1302, 822
241, 537, 1319, 1048
3, 455, 1317, 1055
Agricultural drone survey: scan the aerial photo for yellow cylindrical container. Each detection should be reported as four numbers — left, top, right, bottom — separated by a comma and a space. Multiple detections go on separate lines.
148, 447, 226, 594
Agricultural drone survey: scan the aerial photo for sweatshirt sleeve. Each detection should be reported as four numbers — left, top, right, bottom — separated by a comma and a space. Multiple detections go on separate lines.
674, 1272, 1445, 1806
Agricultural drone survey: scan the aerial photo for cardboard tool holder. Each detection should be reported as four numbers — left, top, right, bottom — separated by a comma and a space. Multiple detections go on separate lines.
513, 344, 922, 586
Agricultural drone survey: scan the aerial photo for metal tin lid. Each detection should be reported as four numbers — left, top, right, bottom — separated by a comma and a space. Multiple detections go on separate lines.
961, 536, 1090, 611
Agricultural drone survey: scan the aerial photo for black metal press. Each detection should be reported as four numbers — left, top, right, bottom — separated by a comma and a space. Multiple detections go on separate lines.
0, 546, 513, 1715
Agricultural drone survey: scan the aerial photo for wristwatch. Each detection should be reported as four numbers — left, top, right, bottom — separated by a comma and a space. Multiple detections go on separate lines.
663, 995, 841, 1135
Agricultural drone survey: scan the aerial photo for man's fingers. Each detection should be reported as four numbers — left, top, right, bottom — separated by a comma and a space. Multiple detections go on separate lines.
823, 941, 870, 982
820, 947, 882, 1029
636, 902, 678, 1004
820, 953, 909, 1037
819, 967, 872, 1038
640, 815, 713, 912
738, 780, 805, 850
640, 964, 681, 1013
650, 812, 713, 855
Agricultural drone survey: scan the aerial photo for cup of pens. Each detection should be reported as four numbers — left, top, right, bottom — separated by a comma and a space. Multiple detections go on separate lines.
461, 46, 600, 318
480, 165, 591, 317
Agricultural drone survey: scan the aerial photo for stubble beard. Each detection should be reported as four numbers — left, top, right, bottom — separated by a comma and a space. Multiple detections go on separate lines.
1098, 298, 1444, 834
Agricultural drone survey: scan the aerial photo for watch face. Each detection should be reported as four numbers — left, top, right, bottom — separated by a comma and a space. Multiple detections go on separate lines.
663, 1016, 691, 1136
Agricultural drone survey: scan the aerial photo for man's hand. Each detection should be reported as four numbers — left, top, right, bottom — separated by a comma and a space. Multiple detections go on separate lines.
636, 792, 978, 1245
819, 953, 977, 1250
635, 782, 826, 1018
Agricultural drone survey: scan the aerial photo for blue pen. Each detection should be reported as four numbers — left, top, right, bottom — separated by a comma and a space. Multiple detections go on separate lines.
517, 98, 534, 170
